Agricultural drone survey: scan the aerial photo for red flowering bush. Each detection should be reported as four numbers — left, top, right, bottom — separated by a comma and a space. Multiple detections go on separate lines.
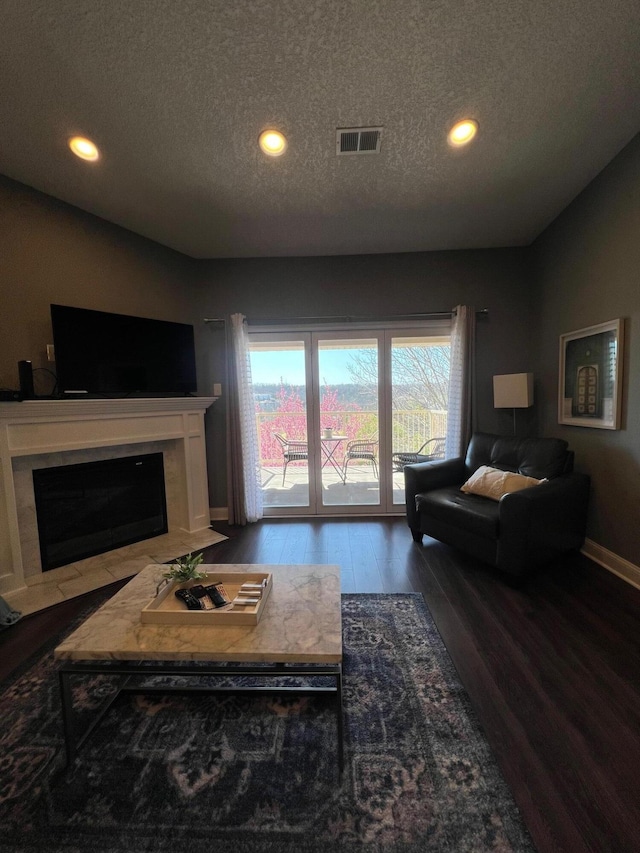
257, 383, 375, 466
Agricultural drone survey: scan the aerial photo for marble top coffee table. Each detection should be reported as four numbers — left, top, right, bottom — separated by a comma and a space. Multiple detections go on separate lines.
55, 563, 343, 769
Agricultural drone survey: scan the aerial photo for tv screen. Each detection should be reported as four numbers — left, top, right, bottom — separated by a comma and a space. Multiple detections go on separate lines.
51, 304, 198, 396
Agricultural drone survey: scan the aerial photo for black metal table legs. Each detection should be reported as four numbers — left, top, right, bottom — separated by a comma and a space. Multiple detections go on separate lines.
58, 660, 344, 774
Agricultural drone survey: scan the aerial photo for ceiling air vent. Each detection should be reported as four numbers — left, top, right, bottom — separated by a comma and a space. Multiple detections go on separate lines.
336, 126, 382, 155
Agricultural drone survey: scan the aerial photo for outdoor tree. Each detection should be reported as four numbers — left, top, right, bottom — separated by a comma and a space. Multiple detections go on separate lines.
346, 345, 450, 411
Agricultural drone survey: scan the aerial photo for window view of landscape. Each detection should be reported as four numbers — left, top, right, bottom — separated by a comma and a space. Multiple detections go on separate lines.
390, 335, 449, 460
250, 335, 450, 510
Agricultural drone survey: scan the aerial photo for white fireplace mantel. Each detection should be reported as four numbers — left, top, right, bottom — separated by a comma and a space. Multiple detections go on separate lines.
0, 397, 216, 595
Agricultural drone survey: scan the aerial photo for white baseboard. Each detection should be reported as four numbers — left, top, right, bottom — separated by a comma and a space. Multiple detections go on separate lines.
581, 538, 640, 591
210, 506, 228, 522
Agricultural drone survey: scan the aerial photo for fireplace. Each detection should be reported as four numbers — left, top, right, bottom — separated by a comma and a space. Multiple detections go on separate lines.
0, 397, 216, 596
33, 452, 168, 571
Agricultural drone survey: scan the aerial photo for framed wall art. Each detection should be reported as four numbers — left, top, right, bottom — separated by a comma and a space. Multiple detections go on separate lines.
558, 318, 624, 429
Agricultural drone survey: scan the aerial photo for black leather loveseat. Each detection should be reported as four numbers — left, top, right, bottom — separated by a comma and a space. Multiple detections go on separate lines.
404, 432, 590, 579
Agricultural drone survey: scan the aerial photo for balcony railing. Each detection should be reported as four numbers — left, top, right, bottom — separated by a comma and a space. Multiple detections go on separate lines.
256, 409, 447, 466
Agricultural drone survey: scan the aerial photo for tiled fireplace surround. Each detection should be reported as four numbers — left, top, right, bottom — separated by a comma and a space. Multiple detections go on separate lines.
0, 397, 217, 614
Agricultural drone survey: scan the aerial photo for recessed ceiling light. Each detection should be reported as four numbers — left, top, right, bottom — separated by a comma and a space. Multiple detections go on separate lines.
68, 136, 100, 161
258, 129, 287, 157
448, 119, 478, 147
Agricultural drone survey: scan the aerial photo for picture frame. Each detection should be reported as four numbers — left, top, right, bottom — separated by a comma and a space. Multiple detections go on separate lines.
558, 319, 624, 429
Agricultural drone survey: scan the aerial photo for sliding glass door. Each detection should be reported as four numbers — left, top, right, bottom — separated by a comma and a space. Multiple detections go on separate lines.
390, 331, 450, 505
315, 334, 382, 511
249, 336, 311, 510
249, 323, 449, 515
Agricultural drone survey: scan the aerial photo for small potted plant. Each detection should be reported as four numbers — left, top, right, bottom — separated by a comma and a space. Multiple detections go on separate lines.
162, 551, 206, 584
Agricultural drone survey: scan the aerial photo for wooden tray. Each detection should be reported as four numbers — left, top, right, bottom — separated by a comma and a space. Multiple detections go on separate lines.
140, 572, 273, 626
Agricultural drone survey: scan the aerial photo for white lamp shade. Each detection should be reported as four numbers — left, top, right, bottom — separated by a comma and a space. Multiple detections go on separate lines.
493, 373, 534, 408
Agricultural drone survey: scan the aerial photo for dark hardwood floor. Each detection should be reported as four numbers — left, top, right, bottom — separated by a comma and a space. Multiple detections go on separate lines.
2, 517, 639, 853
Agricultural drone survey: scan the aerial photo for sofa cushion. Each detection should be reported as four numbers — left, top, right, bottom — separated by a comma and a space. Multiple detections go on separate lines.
460, 465, 547, 501
416, 486, 500, 540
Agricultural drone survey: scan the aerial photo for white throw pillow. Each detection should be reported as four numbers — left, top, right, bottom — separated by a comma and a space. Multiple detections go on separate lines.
460, 465, 547, 501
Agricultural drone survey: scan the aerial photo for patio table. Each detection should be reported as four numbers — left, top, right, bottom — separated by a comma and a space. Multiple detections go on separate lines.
320, 434, 348, 480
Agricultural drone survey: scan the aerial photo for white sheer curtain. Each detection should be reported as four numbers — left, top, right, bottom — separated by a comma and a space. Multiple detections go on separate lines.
226, 313, 263, 524
445, 305, 476, 459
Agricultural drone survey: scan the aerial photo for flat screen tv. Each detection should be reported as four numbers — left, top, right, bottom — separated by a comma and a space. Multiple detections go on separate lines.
51, 304, 198, 396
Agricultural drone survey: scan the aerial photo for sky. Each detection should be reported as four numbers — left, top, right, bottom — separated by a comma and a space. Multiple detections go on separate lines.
249, 348, 368, 386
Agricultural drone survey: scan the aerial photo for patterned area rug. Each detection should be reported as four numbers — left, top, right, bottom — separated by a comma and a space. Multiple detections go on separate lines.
0, 594, 535, 852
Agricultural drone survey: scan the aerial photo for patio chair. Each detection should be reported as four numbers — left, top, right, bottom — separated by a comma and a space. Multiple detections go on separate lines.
342, 438, 379, 482
391, 437, 446, 472
273, 433, 308, 485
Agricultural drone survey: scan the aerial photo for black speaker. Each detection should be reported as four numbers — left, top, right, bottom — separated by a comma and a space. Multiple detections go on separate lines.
18, 360, 34, 399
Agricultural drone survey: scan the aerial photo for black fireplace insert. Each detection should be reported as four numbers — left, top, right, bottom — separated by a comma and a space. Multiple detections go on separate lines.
33, 452, 168, 571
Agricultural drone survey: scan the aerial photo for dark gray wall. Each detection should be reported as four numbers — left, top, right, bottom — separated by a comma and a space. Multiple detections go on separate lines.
14, 158, 634, 565
0, 175, 198, 395
533, 132, 640, 565
192, 250, 537, 507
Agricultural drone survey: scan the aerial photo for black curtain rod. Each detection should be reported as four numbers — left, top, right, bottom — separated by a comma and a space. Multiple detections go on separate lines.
204, 309, 488, 325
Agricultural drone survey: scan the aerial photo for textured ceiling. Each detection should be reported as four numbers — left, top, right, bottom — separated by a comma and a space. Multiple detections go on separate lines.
1, 0, 639, 259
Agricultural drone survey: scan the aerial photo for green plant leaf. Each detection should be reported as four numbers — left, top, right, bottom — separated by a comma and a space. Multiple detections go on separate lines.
162, 551, 206, 582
